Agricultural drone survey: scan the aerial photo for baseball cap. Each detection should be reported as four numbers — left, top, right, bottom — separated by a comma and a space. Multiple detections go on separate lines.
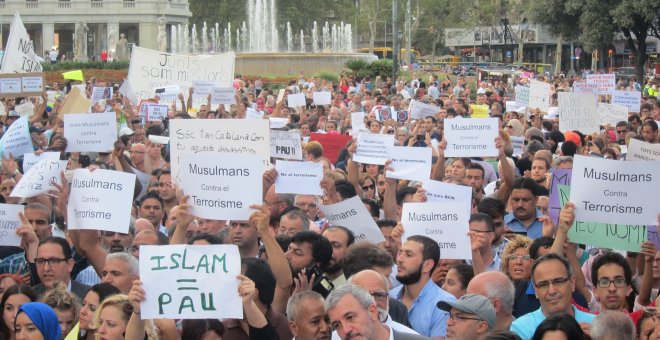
437, 294, 496, 329
8, 110, 20, 117
563, 131, 582, 147
119, 126, 135, 137
29, 126, 45, 134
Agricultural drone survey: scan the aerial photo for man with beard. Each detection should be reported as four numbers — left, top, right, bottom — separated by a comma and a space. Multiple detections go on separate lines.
285, 231, 332, 290
287, 291, 331, 340
229, 220, 260, 258
137, 192, 167, 235
322, 226, 354, 288
504, 177, 544, 239
390, 235, 456, 339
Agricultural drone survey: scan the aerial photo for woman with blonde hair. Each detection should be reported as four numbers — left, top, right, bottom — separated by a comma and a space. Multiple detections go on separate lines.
500, 235, 534, 280
92, 295, 157, 340
41, 282, 80, 339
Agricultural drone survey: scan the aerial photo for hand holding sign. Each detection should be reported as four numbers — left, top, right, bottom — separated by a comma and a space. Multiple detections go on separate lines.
557, 202, 576, 234
128, 280, 145, 315
249, 204, 271, 236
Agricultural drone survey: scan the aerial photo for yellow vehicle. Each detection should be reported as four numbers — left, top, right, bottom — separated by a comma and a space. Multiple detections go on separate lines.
357, 47, 421, 63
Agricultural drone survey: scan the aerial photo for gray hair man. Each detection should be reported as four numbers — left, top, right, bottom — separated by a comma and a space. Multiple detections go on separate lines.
287, 291, 331, 340
466, 271, 515, 331
437, 294, 495, 340
590, 310, 635, 340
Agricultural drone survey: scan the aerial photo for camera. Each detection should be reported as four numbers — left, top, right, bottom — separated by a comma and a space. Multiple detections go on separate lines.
304, 264, 334, 298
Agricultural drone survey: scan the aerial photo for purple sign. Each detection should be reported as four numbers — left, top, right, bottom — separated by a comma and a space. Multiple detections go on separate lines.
548, 169, 572, 226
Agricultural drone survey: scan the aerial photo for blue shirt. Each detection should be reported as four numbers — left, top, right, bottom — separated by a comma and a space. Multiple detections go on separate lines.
504, 208, 544, 239
510, 306, 595, 340
389, 279, 456, 337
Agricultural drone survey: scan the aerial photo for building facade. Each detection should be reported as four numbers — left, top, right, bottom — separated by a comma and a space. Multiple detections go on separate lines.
0, 0, 191, 61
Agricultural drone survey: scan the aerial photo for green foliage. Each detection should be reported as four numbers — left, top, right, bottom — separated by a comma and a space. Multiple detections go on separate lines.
315, 72, 339, 83
367, 59, 393, 79
42, 61, 130, 72
345, 59, 369, 72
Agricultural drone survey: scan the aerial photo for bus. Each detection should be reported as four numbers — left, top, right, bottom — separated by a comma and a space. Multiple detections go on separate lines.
357, 47, 421, 63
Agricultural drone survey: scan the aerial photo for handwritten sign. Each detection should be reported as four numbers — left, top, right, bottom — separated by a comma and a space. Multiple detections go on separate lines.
11, 160, 67, 198
275, 160, 323, 195
309, 133, 352, 164
386, 146, 432, 181
612, 90, 641, 113
626, 139, 660, 161
354, 134, 394, 165
548, 168, 572, 226
444, 118, 498, 157
408, 100, 439, 120
145, 104, 169, 121
179, 154, 261, 220
0, 116, 34, 159
90, 87, 113, 101
170, 119, 270, 184
64, 112, 117, 152
558, 92, 599, 134
67, 169, 136, 233
127, 46, 235, 102
318, 196, 385, 244
210, 87, 235, 105
514, 86, 529, 107
0, 204, 24, 247
269, 117, 288, 129
14, 102, 34, 117
270, 130, 302, 160
401, 202, 472, 260
528, 80, 550, 112
572, 82, 599, 95
571, 155, 660, 225
586, 74, 616, 94
139, 245, 242, 319
597, 103, 628, 126
560, 185, 644, 252
287, 93, 306, 107
23, 152, 61, 174
312, 92, 331, 106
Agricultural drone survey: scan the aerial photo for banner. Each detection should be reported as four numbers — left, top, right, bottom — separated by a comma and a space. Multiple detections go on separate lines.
0, 13, 43, 73
139, 245, 242, 319
127, 46, 235, 102
558, 92, 598, 134
270, 130, 302, 160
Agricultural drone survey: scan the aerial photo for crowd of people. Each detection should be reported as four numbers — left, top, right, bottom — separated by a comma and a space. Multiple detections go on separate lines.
0, 65, 658, 340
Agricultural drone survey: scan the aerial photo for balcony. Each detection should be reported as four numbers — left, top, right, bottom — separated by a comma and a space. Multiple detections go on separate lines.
0, 0, 191, 19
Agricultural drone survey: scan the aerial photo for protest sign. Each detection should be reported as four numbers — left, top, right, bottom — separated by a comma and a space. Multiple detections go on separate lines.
0, 13, 42, 73
0, 73, 44, 98
351, 112, 367, 134
626, 139, 660, 161
90, 87, 113, 101
287, 93, 306, 107
118, 80, 139, 105
132, 167, 151, 200
354, 134, 394, 165
409, 100, 439, 120
313, 91, 331, 106
597, 103, 628, 126
58, 87, 91, 117
0, 116, 34, 159
63, 70, 84, 81
470, 104, 489, 118
11, 160, 67, 198
192, 80, 217, 96
23, 152, 61, 173
309, 133, 352, 164
648, 226, 660, 250
559, 185, 644, 252
148, 135, 170, 145
586, 74, 616, 94
210, 87, 235, 105
275, 160, 323, 195
548, 168, 572, 226
318, 196, 385, 244
612, 90, 641, 112
139, 244, 242, 319
67, 169, 135, 233
0, 204, 24, 247
64, 112, 117, 152
528, 80, 550, 112
170, 119, 270, 183
179, 153, 262, 220
505, 101, 519, 113
373, 106, 394, 121
570, 155, 660, 225
396, 110, 409, 123
572, 82, 599, 95
401, 202, 472, 260
423, 180, 473, 206
514, 86, 529, 107
154, 84, 180, 102
145, 104, 169, 121
511, 136, 525, 157
270, 130, 302, 160
386, 146, 432, 181
246, 108, 263, 120
558, 92, 599, 134
127, 47, 235, 102
444, 118, 498, 157
269, 117, 288, 129
14, 102, 34, 117
0, 104, 5, 116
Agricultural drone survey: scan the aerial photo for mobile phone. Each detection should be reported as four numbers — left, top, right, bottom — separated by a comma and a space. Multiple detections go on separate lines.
417, 134, 425, 141
587, 141, 593, 147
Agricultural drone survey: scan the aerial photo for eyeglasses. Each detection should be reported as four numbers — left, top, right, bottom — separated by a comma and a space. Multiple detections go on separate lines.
370, 291, 388, 302
103, 231, 128, 237
448, 312, 482, 322
596, 277, 628, 288
158, 182, 172, 187
616, 129, 628, 133
588, 248, 613, 256
129, 150, 145, 154
534, 277, 570, 290
507, 254, 532, 261
35, 258, 69, 266
361, 184, 375, 191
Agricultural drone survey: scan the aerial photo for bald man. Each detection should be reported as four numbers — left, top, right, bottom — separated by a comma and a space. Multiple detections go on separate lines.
349, 270, 418, 335
466, 271, 515, 331
134, 218, 155, 234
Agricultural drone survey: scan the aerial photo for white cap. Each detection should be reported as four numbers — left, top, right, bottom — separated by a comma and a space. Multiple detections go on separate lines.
119, 126, 135, 137
547, 107, 560, 119
477, 88, 487, 95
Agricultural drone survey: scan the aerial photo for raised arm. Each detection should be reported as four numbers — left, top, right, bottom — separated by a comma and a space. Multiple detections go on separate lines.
346, 141, 363, 198
382, 160, 398, 220
430, 138, 447, 181
495, 136, 515, 202
169, 195, 193, 245
637, 241, 657, 306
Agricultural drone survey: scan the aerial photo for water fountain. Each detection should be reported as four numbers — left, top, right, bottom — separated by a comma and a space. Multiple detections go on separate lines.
170, 0, 375, 76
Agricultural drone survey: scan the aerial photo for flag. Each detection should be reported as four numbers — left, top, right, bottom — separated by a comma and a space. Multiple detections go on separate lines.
0, 13, 43, 73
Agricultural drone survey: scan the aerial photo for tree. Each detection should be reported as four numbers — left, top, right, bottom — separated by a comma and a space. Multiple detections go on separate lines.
357, 0, 390, 53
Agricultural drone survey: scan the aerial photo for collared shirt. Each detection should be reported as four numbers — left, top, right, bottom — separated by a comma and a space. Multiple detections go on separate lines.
510, 306, 595, 340
0, 251, 30, 276
75, 265, 101, 286
389, 279, 456, 337
331, 323, 404, 340
504, 208, 544, 239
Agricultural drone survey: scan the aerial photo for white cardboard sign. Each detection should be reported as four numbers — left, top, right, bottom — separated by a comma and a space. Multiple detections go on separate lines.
354, 134, 395, 165
67, 169, 136, 233
275, 160, 323, 195
139, 244, 242, 320
511, 136, 525, 157
586, 74, 616, 94
0, 116, 34, 159
409, 100, 439, 120
612, 90, 641, 113
192, 80, 218, 96
145, 104, 169, 121
270, 130, 302, 160
287, 93, 306, 107
0, 204, 25, 247
597, 103, 628, 126
318, 196, 385, 244
386, 146, 432, 181
313, 92, 332, 106
570, 155, 660, 225
514, 86, 529, 107
444, 118, 498, 157
90, 87, 113, 101
626, 139, 660, 161
210, 87, 236, 105
558, 92, 599, 134
64, 112, 117, 152
22, 152, 61, 174
572, 82, 599, 95
528, 80, 551, 112
423, 180, 473, 206
11, 160, 67, 198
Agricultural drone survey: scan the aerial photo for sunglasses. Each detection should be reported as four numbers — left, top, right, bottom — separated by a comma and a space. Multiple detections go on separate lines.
362, 184, 375, 191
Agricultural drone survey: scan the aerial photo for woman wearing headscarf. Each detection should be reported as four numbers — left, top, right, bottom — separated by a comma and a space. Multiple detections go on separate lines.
14, 302, 61, 340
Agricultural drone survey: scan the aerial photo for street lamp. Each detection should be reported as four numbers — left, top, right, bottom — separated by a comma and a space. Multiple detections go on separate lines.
392, 0, 398, 85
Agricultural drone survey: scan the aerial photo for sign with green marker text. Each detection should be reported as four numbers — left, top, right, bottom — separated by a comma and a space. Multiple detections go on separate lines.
559, 185, 645, 252
139, 245, 242, 319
